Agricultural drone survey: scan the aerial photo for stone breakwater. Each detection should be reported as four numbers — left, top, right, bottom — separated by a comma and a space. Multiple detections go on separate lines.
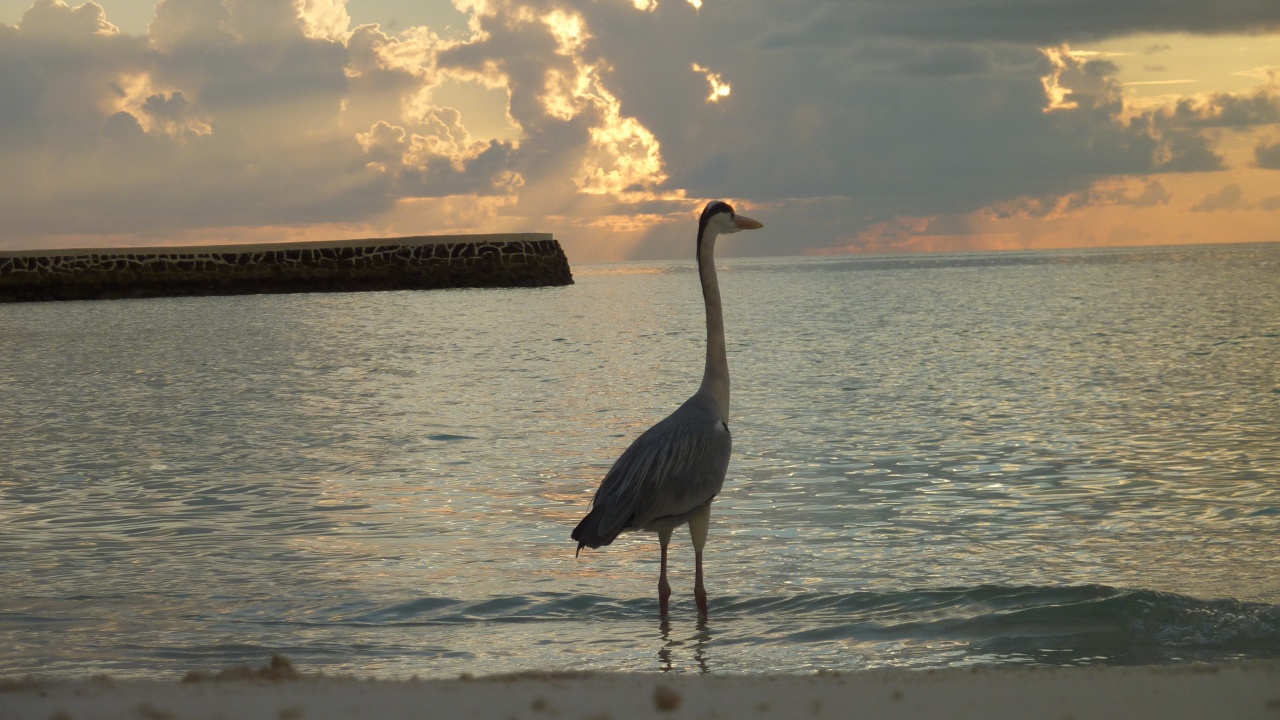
0, 234, 573, 302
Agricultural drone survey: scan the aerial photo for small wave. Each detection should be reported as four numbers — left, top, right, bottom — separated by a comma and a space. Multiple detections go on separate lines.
294, 584, 1280, 666
324, 593, 654, 626
793, 585, 1280, 660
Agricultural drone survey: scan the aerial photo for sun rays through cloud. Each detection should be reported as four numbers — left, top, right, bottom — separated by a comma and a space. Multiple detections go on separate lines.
0, 0, 1277, 260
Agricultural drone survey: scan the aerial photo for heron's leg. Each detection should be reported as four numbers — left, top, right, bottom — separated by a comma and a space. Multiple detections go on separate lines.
658, 527, 673, 618
688, 502, 712, 618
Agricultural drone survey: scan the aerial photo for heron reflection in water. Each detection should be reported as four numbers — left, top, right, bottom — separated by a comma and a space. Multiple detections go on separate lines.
658, 619, 713, 673
572, 201, 763, 618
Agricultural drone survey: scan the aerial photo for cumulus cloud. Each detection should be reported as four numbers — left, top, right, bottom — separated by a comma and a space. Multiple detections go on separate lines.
1191, 183, 1246, 212
0, 0, 1277, 258
0, 0, 693, 248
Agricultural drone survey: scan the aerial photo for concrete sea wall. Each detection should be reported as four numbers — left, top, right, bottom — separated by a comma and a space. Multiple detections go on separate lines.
0, 234, 573, 302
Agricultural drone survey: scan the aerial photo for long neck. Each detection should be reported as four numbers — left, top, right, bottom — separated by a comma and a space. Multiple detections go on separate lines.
696, 229, 730, 421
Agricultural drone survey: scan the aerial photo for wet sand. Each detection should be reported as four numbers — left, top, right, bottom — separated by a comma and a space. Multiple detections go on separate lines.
3, 659, 1278, 720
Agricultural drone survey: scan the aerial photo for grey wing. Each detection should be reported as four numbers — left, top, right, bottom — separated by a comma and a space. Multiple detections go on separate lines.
589, 406, 731, 537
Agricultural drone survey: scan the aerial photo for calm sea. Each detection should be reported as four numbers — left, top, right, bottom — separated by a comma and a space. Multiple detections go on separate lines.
2, 243, 1278, 678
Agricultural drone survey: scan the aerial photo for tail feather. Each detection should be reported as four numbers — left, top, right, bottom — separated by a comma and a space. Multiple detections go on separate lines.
571, 506, 623, 556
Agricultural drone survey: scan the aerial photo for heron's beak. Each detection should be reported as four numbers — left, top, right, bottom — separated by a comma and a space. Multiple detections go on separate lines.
734, 215, 764, 230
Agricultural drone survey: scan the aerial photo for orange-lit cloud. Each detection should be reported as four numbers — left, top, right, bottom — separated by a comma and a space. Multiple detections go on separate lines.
0, 0, 1277, 262
691, 62, 730, 103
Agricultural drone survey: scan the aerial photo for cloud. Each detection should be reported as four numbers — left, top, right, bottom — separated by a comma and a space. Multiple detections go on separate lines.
1256, 138, 1280, 169
683, 41, 1223, 222
17, 0, 118, 35
1165, 85, 1280, 128
1191, 183, 1246, 212
1129, 179, 1174, 206
762, 1, 1280, 46
0, 0, 387, 238
691, 62, 731, 102
1061, 178, 1173, 212
900, 44, 994, 76
0, 0, 1278, 259
0, 0, 691, 247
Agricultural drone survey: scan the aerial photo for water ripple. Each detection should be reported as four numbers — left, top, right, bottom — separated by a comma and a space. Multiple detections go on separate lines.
2, 244, 1278, 678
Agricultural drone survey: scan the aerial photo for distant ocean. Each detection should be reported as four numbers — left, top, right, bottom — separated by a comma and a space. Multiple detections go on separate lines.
2, 242, 1278, 678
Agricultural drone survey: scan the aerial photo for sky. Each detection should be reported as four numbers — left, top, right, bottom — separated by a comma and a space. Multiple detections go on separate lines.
0, 0, 1277, 261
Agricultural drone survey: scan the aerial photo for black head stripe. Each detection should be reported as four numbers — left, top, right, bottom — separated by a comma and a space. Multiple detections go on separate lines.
696, 201, 735, 258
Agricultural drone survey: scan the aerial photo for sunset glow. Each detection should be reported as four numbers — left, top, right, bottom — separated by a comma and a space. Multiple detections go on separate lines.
0, 0, 1275, 261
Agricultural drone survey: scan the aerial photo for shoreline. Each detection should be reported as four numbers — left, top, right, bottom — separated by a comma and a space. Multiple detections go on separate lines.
4, 660, 1279, 720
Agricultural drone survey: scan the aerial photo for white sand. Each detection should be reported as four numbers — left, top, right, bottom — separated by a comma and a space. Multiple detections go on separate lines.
3, 661, 1278, 720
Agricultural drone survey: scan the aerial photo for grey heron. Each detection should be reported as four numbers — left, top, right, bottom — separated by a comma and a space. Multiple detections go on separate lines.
571, 200, 764, 617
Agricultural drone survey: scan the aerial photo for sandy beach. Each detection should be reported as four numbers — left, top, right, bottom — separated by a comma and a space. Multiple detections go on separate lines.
4, 659, 1278, 720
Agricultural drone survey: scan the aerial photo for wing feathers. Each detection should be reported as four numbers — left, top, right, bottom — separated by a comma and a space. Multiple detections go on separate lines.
585, 403, 731, 541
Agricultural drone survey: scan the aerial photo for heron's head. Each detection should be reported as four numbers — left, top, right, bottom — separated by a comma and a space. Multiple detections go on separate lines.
699, 200, 764, 239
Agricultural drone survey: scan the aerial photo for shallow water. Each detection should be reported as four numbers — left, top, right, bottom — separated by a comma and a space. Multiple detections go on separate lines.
2, 243, 1278, 678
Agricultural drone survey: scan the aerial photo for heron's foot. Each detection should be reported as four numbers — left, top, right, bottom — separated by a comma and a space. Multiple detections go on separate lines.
659, 578, 672, 618
695, 585, 708, 618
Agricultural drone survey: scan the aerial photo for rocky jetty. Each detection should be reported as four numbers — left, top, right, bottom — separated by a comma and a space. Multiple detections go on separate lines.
0, 234, 573, 302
